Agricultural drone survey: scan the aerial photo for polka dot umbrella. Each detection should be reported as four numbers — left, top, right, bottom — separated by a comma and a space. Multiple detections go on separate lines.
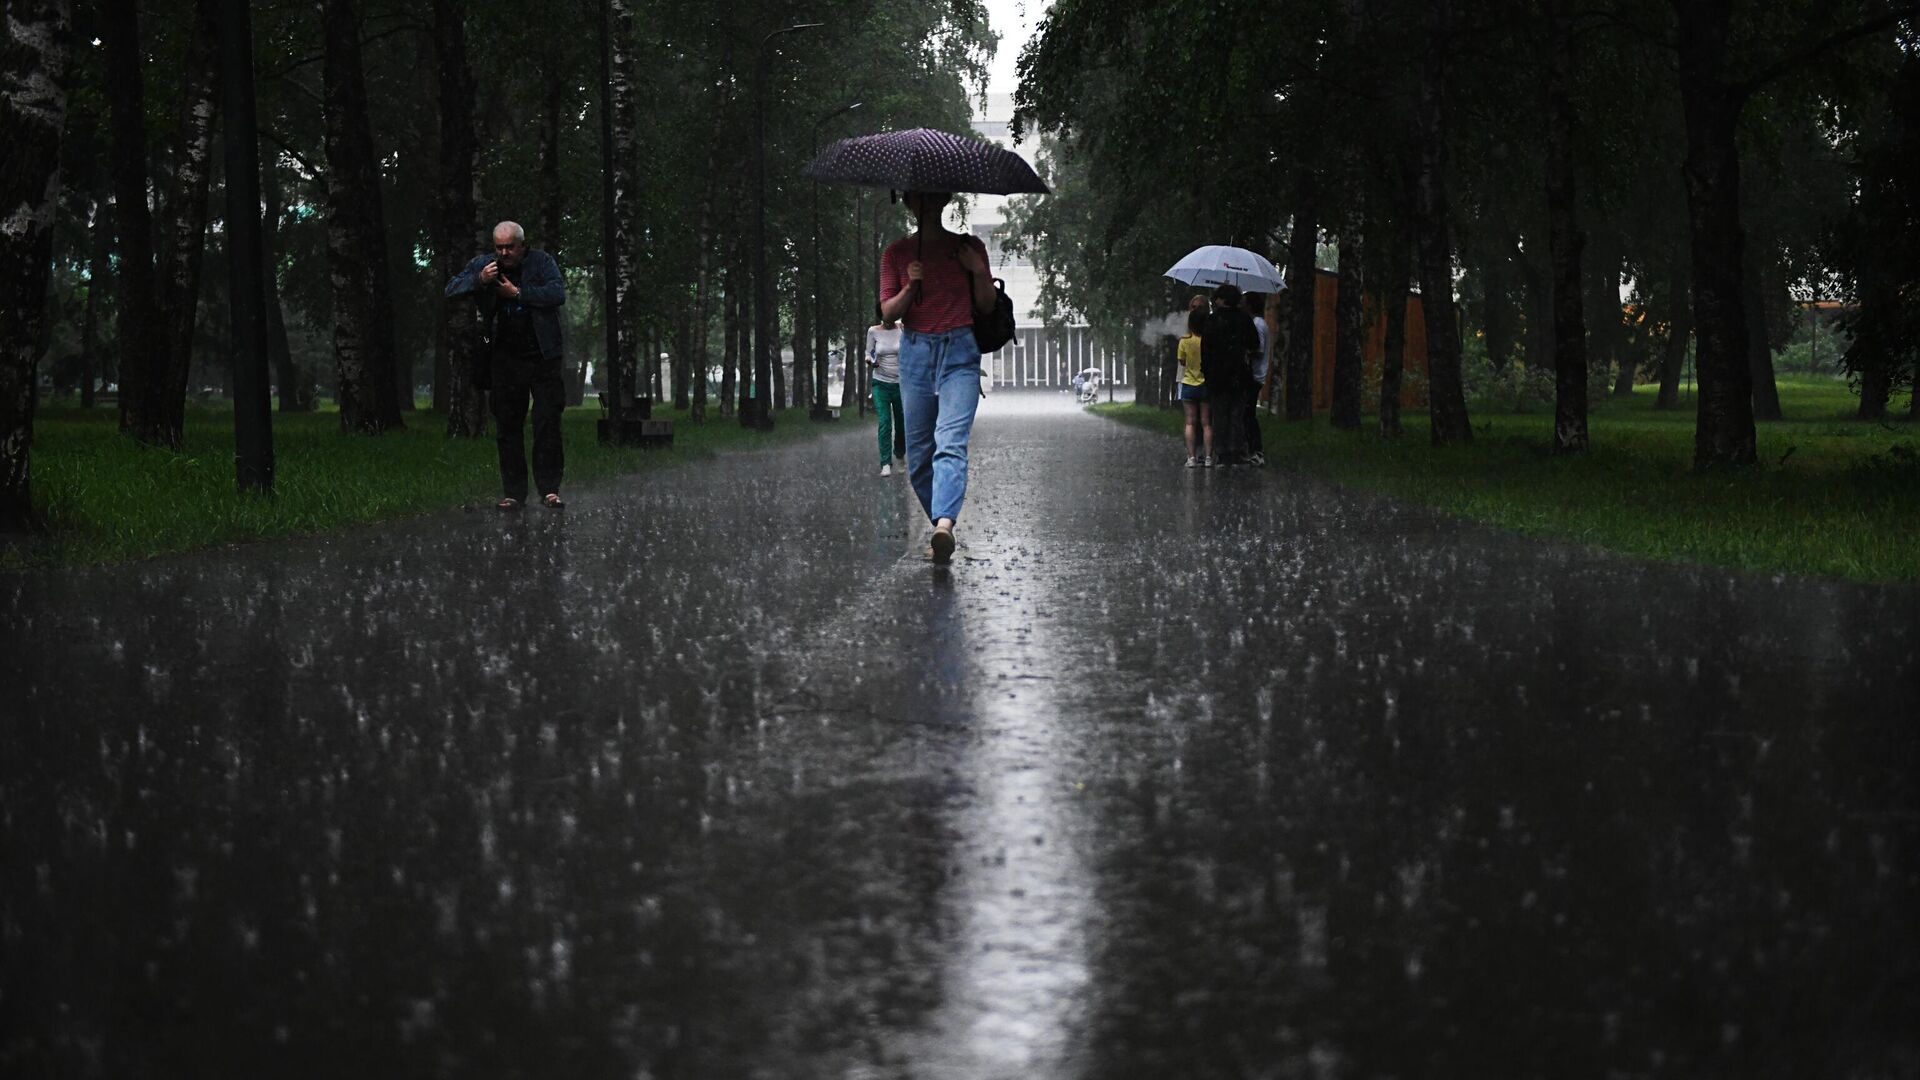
802, 127, 1049, 195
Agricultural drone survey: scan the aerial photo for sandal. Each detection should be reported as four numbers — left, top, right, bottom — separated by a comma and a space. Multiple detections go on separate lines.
497, 497, 521, 511
542, 493, 565, 509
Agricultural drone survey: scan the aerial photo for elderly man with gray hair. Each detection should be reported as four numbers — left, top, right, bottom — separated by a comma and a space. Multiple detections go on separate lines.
445, 221, 569, 509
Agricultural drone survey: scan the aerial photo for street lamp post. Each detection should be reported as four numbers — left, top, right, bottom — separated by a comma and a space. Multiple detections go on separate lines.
810, 100, 861, 420
747, 21, 823, 430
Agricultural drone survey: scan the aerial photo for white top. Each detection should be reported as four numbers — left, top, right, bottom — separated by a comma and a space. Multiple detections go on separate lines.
1251, 315, 1270, 382
867, 325, 902, 383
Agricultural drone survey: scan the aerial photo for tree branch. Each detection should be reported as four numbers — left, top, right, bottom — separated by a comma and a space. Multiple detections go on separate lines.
262, 20, 431, 80
1733, 7, 1919, 101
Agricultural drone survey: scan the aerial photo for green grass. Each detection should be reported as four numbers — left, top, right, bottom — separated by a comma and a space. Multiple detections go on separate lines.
6, 402, 836, 569
1096, 376, 1920, 584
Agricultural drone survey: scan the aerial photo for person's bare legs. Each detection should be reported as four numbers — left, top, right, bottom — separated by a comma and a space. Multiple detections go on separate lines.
1183, 400, 1199, 458
1201, 402, 1214, 462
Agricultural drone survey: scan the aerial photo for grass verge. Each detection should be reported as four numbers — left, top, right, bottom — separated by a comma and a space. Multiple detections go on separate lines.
6, 403, 837, 569
1095, 377, 1920, 584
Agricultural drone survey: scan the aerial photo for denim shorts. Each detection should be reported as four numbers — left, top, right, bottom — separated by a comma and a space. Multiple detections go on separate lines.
1179, 383, 1210, 403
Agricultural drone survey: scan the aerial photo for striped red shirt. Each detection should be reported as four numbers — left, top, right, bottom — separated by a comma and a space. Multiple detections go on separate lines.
880, 232, 991, 334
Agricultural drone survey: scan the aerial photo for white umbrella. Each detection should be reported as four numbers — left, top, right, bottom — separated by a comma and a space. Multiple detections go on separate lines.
1164, 245, 1285, 292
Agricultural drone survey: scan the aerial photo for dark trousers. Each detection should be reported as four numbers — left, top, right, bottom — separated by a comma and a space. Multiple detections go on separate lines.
1244, 377, 1264, 454
491, 371, 566, 501
1212, 382, 1246, 461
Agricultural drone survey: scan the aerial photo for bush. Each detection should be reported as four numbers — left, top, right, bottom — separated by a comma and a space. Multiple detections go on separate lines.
1458, 338, 1618, 415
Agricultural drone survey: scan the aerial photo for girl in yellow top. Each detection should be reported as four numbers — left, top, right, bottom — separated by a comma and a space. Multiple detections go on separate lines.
1177, 308, 1212, 467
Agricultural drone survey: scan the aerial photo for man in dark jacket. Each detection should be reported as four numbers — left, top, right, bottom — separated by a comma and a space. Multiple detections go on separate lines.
445, 221, 568, 509
1201, 284, 1258, 465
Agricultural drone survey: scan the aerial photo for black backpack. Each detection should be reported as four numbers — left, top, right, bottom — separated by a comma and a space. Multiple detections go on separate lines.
969, 271, 1017, 354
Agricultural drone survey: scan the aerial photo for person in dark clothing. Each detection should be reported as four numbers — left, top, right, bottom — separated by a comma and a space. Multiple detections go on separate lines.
1201, 284, 1258, 465
445, 221, 569, 509
1243, 292, 1269, 466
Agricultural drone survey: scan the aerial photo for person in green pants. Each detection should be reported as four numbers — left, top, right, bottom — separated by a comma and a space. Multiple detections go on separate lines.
866, 305, 906, 477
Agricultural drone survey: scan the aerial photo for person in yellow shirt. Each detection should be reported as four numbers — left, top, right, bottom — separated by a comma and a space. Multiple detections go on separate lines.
1178, 308, 1212, 467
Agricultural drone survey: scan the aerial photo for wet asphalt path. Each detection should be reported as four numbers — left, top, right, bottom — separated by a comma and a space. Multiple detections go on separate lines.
4, 392, 1917, 1078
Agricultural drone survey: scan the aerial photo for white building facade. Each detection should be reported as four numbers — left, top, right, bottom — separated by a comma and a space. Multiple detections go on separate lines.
959, 93, 1130, 389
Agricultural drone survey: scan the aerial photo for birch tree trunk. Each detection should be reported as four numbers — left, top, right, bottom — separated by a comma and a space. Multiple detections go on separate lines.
608, 0, 642, 412
144, 0, 221, 448
322, 0, 402, 433
433, 0, 485, 436
80, 175, 112, 409
0, 0, 71, 530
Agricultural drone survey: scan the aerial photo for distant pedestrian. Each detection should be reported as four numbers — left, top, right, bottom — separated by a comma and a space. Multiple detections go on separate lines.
1244, 292, 1270, 467
445, 221, 568, 510
1202, 284, 1258, 465
866, 305, 906, 477
879, 189, 998, 565
1178, 308, 1212, 467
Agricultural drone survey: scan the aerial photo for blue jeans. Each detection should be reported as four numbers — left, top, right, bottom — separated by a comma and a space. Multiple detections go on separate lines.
898, 326, 982, 524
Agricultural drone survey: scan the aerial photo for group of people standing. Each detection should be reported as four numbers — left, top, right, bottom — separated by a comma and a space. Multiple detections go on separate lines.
1176, 284, 1269, 469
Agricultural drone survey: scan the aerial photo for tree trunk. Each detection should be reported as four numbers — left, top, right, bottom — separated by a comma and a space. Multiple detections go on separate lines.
1545, 5, 1589, 454
433, 0, 484, 434
672, 311, 692, 411
1656, 274, 1693, 410
1481, 235, 1515, 373
80, 174, 112, 409
1744, 235, 1783, 420
1858, 361, 1890, 421
1413, 0, 1472, 446
566, 284, 594, 406
721, 266, 738, 419
1331, 226, 1365, 430
788, 311, 807, 414
539, 70, 563, 267
608, 0, 642, 415
103, 0, 163, 440
260, 164, 306, 412
1587, 225, 1627, 396
322, 0, 402, 433
148, 0, 221, 446
683, 77, 734, 423
0, 0, 71, 530
1380, 271, 1408, 439
1283, 185, 1318, 421
772, 289, 789, 410
1673, 0, 1755, 466
1522, 248, 1554, 371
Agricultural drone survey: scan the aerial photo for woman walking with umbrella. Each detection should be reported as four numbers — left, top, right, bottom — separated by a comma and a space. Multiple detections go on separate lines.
880, 191, 995, 562
804, 128, 1047, 566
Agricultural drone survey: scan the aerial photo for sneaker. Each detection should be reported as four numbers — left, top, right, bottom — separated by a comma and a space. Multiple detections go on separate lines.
1248, 452, 1265, 467
880, 464, 892, 477
931, 522, 955, 565
1184, 456, 1198, 468
1200, 456, 1213, 468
